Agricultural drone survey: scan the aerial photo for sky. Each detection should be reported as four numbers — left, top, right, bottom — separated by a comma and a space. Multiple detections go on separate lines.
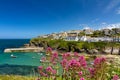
0, 0, 120, 38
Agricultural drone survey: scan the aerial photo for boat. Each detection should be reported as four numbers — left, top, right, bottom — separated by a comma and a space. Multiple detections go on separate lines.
40, 53, 43, 55
10, 54, 17, 58
40, 59, 49, 63
37, 53, 40, 54
37, 53, 43, 55
40, 59, 43, 62
32, 56, 35, 59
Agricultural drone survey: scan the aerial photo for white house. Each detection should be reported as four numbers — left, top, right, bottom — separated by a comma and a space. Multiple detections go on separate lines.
65, 36, 79, 41
80, 36, 87, 41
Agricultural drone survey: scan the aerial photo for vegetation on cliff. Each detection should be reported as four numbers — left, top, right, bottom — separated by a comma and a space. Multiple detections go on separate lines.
30, 38, 120, 54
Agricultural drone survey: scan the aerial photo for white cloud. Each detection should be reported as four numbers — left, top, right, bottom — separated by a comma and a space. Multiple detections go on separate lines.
105, 0, 120, 13
79, 24, 91, 30
101, 23, 120, 30
101, 22, 107, 25
84, 27, 90, 30
79, 23, 120, 30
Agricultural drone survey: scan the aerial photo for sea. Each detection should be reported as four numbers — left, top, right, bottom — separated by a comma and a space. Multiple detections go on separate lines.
0, 39, 43, 76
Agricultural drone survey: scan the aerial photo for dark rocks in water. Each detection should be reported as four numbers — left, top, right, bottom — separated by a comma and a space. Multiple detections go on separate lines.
88, 50, 94, 54
74, 48, 85, 53
58, 48, 68, 52
118, 47, 120, 55
92, 49, 99, 54
103, 47, 120, 55
0, 64, 38, 76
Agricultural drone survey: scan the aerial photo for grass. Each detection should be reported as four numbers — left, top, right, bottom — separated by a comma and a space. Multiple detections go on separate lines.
0, 75, 37, 80
0, 75, 64, 80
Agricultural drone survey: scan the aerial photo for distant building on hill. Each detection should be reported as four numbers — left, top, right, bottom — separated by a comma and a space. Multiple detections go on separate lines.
113, 36, 120, 42
80, 35, 88, 41
64, 30, 80, 41
101, 29, 111, 36
65, 36, 79, 41
38, 34, 50, 38
38, 28, 120, 42
83, 27, 94, 35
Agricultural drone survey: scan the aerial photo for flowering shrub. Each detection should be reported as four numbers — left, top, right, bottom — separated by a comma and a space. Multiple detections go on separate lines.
37, 47, 120, 80
88, 57, 108, 80
46, 66, 56, 75
112, 75, 119, 80
46, 47, 52, 54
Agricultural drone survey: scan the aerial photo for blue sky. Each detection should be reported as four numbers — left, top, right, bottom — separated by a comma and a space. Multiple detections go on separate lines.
0, 0, 120, 38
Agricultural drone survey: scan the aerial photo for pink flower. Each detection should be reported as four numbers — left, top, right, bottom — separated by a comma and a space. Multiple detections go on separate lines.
62, 53, 71, 59
52, 52, 58, 59
112, 75, 119, 80
46, 47, 52, 54
61, 59, 68, 69
50, 52, 59, 63
52, 61, 57, 65
74, 52, 79, 57
78, 56, 87, 68
80, 77, 85, 80
41, 57, 46, 62
78, 71, 83, 76
88, 68, 95, 77
46, 66, 56, 75
94, 57, 106, 66
78, 56, 85, 61
94, 57, 101, 65
40, 72, 48, 77
46, 66, 53, 72
52, 70, 57, 75
47, 47, 52, 51
101, 57, 106, 62
38, 66, 43, 71
50, 57, 55, 62
68, 59, 80, 69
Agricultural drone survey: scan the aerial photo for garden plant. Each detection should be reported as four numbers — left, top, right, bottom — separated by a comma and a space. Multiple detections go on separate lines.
37, 47, 120, 80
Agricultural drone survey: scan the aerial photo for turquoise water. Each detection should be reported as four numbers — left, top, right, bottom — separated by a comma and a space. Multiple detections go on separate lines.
0, 39, 44, 75
0, 52, 43, 66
